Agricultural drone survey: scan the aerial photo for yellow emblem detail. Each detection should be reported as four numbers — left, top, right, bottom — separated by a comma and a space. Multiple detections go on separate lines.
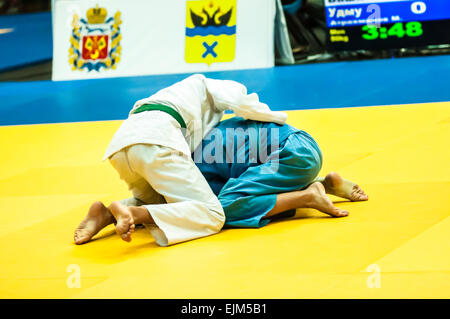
86, 4, 107, 24
185, 0, 236, 66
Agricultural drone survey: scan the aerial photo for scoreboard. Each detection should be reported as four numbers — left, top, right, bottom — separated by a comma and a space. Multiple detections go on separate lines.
325, 0, 450, 51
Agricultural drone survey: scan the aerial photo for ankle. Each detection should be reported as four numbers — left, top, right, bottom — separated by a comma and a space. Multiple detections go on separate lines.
130, 206, 154, 224
298, 190, 315, 208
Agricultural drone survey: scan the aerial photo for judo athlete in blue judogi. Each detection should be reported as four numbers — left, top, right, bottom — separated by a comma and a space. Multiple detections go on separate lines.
194, 117, 369, 228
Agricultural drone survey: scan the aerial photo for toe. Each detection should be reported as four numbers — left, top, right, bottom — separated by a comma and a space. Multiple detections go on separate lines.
355, 190, 368, 200
74, 230, 89, 244
121, 233, 131, 242
329, 206, 348, 217
336, 209, 349, 217
350, 189, 368, 201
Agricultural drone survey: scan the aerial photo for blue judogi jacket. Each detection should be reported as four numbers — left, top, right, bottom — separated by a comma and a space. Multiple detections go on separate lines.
194, 117, 322, 228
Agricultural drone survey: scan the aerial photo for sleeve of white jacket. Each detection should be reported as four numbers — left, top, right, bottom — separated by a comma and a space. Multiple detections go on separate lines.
203, 77, 288, 125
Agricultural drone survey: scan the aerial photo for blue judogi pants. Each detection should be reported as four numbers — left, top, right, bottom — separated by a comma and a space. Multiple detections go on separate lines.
194, 117, 323, 228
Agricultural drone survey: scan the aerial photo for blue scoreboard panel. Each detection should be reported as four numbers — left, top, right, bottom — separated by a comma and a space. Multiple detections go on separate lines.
325, 0, 450, 51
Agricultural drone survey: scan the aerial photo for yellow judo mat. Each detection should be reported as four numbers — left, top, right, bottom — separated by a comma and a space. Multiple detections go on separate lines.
0, 102, 449, 298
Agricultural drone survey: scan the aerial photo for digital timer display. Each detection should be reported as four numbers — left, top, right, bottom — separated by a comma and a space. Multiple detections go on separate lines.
325, 0, 450, 51
362, 22, 423, 40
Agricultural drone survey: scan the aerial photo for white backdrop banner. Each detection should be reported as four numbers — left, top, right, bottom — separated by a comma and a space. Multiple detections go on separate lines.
52, 0, 275, 81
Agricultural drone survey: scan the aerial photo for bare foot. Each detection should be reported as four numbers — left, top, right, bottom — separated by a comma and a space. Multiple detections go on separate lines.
322, 172, 369, 202
108, 201, 136, 242
306, 182, 349, 217
74, 201, 115, 245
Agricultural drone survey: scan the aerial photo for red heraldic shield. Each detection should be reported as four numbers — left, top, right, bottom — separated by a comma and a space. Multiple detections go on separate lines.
81, 35, 109, 60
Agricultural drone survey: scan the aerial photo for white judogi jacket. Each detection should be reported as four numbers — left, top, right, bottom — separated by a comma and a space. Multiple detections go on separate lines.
103, 74, 287, 160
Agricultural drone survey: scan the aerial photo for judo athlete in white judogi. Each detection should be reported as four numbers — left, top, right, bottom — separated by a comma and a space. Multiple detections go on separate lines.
74, 74, 287, 246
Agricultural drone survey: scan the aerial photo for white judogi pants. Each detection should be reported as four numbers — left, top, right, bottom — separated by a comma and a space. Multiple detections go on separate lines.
109, 144, 225, 246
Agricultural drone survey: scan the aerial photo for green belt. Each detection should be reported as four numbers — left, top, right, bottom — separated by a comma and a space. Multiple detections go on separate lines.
131, 103, 187, 129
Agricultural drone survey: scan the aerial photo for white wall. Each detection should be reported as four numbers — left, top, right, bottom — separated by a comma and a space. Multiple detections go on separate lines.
52, 0, 275, 81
